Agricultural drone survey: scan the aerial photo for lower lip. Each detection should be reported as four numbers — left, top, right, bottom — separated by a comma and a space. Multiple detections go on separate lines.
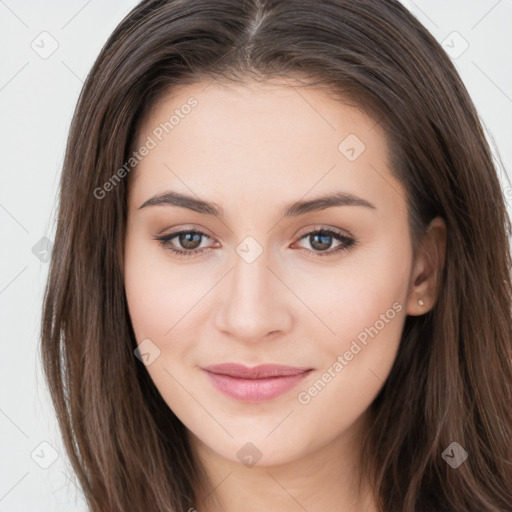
202, 369, 312, 402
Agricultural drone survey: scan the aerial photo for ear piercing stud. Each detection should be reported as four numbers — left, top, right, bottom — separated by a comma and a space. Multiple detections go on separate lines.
417, 299, 424, 306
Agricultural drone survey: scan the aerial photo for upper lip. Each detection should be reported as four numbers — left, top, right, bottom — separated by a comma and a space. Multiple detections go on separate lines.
201, 363, 312, 379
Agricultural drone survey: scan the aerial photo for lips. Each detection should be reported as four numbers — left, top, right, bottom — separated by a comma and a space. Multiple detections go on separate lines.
201, 363, 313, 402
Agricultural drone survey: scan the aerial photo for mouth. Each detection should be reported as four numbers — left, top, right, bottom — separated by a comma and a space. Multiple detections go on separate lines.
201, 363, 313, 402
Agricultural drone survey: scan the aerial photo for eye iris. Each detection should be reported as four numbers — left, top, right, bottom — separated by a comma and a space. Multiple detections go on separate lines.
310, 233, 332, 251
179, 232, 202, 250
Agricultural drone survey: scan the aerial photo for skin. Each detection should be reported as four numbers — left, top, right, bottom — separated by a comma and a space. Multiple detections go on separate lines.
123, 78, 446, 512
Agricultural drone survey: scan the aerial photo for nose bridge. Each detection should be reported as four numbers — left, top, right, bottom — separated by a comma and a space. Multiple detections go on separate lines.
214, 242, 290, 340
232, 246, 269, 304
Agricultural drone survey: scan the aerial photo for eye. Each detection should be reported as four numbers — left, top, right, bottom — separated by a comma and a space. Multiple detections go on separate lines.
155, 226, 356, 259
155, 229, 216, 258
293, 227, 356, 257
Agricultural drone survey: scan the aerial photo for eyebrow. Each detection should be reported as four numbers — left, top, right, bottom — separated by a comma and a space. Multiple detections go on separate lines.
138, 190, 376, 217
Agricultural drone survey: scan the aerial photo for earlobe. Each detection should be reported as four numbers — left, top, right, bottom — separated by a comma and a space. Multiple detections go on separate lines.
406, 216, 447, 316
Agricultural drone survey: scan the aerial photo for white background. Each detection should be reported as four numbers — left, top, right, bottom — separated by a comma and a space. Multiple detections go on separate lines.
0, 1, 511, 510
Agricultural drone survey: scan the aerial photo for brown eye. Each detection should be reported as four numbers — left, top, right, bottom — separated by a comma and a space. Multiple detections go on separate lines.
155, 229, 213, 257
178, 232, 203, 250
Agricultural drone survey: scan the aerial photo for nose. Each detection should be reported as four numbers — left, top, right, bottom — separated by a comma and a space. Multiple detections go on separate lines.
213, 248, 293, 342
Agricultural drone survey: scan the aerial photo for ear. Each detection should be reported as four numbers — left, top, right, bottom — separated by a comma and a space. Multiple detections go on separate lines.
406, 216, 447, 316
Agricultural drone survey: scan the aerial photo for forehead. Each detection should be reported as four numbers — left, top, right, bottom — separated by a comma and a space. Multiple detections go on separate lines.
136, 78, 385, 156
129, 79, 404, 217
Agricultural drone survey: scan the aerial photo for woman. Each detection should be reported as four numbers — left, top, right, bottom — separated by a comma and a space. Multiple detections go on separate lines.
40, 0, 512, 510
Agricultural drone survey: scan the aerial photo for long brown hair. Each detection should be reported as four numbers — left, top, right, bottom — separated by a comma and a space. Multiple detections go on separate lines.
40, 1, 512, 510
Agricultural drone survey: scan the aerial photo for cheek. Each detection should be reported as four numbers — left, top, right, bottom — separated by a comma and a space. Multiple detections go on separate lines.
291, 257, 409, 446
124, 235, 212, 342
123, 238, 208, 407
124, 250, 166, 342
294, 234, 410, 344
295, 236, 411, 396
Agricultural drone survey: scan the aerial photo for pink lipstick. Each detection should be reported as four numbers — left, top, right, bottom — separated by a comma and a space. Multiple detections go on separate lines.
201, 363, 312, 402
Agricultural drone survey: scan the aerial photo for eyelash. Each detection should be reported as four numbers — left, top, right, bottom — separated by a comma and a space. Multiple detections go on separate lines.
154, 226, 356, 259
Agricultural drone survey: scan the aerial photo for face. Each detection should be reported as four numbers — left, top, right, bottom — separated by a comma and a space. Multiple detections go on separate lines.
124, 79, 415, 468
